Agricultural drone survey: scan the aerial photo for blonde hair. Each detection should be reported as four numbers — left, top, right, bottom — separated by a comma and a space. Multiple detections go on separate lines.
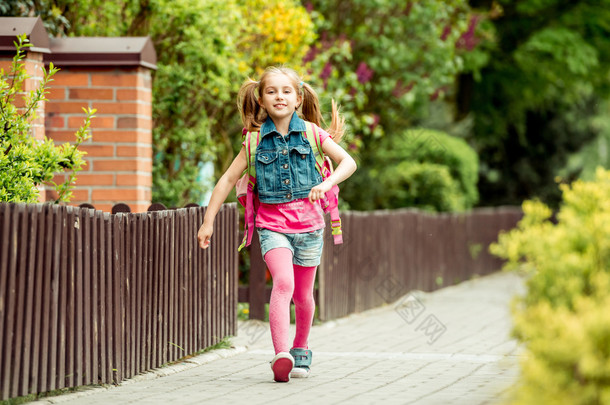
237, 66, 345, 143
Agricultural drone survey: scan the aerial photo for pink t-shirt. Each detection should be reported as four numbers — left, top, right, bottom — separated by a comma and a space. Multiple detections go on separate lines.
242, 124, 331, 233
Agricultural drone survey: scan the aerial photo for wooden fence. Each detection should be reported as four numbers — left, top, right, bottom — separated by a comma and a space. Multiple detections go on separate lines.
317, 207, 522, 320
0, 202, 238, 401
241, 207, 522, 321
1, 202, 521, 400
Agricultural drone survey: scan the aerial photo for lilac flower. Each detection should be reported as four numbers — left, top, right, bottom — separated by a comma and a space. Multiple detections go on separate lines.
369, 114, 380, 132
456, 15, 481, 51
320, 62, 333, 81
440, 25, 451, 41
320, 62, 333, 90
356, 62, 374, 84
392, 80, 414, 98
303, 46, 319, 63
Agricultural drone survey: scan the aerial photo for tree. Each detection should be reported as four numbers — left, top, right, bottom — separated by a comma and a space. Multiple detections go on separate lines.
303, 0, 473, 210
304, 0, 470, 139
0, 35, 93, 203
457, 0, 610, 206
2, 0, 317, 207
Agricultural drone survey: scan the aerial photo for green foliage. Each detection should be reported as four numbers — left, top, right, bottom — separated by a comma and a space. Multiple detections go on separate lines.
237, 0, 316, 70
307, 0, 470, 141
302, 0, 481, 212
344, 128, 478, 211
148, 0, 244, 207
9, 0, 478, 209
150, 0, 316, 207
459, 0, 610, 207
0, 34, 93, 203
379, 162, 464, 212
562, 100, 610, 182
11, 0, 316, 207
490, 168, 610, 404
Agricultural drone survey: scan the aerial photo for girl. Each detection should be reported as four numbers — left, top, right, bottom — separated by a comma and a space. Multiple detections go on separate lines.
197, 66, 357, 383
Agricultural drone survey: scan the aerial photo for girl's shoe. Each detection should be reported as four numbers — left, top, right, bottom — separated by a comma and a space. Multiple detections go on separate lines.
289, 348, 312, 378
270, 352, 294, 382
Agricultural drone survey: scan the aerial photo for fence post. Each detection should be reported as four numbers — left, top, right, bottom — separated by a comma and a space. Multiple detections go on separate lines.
248, 228, 267, 320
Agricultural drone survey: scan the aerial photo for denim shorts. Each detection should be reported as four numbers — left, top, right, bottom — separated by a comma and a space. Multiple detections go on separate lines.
257, 227, 324, 267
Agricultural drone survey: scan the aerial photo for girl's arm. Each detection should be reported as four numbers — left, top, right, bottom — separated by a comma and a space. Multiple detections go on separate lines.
197, 147, 248, 249
308, 137, 357, 203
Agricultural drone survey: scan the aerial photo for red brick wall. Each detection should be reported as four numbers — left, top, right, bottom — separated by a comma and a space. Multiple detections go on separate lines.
45, 66, 153, 212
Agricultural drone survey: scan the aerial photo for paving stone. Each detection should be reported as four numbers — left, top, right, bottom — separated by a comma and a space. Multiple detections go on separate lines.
27, 271, 525, 405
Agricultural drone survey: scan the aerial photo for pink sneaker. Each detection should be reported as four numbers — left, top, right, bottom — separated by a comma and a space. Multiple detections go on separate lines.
270, 352, 294, 382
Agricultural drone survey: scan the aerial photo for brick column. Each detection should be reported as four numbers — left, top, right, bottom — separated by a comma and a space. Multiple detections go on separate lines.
46, 66, 153, 212
44, 37, 157, 213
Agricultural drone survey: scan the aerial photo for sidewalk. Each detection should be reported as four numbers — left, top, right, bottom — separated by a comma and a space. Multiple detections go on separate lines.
30, 271, 525, 405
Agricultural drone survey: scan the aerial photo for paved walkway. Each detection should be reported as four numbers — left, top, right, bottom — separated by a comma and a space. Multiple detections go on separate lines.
30, 271, 525, 405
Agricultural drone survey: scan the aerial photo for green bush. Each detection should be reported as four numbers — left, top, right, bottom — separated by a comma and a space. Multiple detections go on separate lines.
491, 167, 610, 404
380, 161, 463, 211
375, 128, 479, 212
0, 35, 93, 203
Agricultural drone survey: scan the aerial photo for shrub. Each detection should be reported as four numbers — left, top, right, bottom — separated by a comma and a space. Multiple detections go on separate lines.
491, 167, 610, 404
374, 128, 479, 212
0, 34, 93, 203
380, 161, 464, 211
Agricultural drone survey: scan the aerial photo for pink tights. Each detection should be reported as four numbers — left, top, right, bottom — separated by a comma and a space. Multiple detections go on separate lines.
264, 248, 317, 354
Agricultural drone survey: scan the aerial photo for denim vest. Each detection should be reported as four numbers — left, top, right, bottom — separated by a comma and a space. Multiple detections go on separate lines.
255, 113, 323, 203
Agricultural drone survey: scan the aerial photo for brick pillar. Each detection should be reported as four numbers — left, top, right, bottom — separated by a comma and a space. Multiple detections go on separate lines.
46, 66, 153, 212
43, 36, 157, 213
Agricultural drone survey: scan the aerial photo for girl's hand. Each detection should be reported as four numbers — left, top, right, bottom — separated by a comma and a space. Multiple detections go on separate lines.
197, 223, 213, 249
309, 180, 333, 203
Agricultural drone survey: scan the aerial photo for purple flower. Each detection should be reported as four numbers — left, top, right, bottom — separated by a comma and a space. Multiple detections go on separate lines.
305, 2, 314, 13
369, 114, 380, 132
456, 15, 482, 51
440, 25, 451, 41
320, 62, 333, 90
303, 46, 319, 63
320, 62, 333, 81
392, 80, 414, 98
356, 62, 374, 84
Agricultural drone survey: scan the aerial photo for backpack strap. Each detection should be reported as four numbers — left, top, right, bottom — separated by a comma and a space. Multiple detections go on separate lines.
304, 122, 343, 245
305, 122, 331, 178
238, 130, 260, 251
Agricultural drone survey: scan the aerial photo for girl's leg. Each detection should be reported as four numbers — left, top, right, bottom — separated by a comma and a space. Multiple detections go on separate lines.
292, 264, 318, 349
264, 247, 295, 354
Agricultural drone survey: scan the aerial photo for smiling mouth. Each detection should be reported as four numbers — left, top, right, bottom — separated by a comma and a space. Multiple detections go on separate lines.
274, 104, 287, 109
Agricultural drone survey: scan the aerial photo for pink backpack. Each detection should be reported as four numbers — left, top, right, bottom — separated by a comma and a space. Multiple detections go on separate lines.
236, 121, 343, 251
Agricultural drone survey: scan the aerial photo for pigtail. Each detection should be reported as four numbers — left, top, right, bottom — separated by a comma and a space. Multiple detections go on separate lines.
237, 79, 264, 132
300, 82, 323, 128
301, 82, 345, 144
327, 99, 345, 144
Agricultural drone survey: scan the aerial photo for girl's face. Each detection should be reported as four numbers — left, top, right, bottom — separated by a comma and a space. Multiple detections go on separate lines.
259, 73, 301, 122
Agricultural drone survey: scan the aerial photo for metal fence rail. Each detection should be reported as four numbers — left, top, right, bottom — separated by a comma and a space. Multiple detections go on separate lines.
317, 207, 522, 321
0, 202, 238, 401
